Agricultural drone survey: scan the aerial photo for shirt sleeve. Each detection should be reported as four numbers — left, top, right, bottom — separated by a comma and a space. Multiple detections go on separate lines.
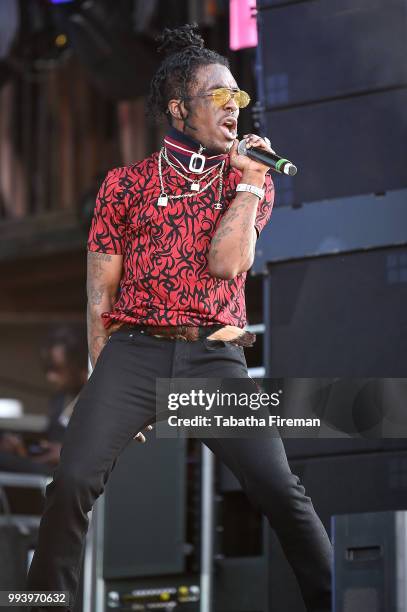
87, 168, 127, 255
254, 172, 275, 238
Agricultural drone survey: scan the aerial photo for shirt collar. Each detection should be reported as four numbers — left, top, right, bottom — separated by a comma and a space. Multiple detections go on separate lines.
163, 126, 228, 173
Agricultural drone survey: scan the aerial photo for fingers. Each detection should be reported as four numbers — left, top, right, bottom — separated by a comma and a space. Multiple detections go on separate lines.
134, 432, 146, 443
133, 424, 153, 443
243, 133, 275, 154
243, 133, 262, 148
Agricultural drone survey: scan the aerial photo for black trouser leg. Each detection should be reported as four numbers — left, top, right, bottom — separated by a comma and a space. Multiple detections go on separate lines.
185, 339, 332, 612
201, 434, 332, 612
26, 331, 172, 610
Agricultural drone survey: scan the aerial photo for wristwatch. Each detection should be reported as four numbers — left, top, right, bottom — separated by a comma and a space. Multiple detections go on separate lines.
236, 183, 265, 200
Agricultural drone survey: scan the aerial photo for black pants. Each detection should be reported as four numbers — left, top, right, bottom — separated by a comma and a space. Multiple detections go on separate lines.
26, 328, 332, 612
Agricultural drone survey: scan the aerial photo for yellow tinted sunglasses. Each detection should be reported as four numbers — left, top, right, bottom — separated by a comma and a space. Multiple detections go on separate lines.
183, 87, 251, 109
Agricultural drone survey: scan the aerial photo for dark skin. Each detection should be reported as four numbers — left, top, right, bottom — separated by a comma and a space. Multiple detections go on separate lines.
86, 63, 274, 366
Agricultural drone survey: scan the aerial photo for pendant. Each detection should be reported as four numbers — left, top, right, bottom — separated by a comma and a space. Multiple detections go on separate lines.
191, 182, 200, 191
189, 145, 206, 173
157, 193, 168, 207
189, 153, 205, 173
214, 202, 223, 210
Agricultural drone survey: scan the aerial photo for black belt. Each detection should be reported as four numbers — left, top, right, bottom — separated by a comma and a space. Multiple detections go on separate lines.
117, 323, 224, 342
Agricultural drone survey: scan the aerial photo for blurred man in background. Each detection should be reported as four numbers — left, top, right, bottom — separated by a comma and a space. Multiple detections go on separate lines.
0, 326, 88, 475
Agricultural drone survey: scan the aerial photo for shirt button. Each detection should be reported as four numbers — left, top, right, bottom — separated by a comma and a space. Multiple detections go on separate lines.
129, 333, 133, 338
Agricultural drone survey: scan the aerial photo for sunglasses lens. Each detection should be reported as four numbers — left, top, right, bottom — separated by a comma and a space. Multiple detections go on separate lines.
236, 90, 250, 108
212, 88, 231, 106
211, 88, 251, 108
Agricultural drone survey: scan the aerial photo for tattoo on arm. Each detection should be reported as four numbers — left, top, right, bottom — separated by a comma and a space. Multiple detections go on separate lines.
87, 251, 112, 304
86, 251, 114, 366
210, 193, 257, 263
88, 284, 105, 305
87, 251, 112, 279
86, 302, 108, 367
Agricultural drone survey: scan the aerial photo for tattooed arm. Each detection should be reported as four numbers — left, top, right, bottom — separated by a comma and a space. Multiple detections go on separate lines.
207, 180, 261, 280
207, 135, 273, 280
86, 251, 123, 368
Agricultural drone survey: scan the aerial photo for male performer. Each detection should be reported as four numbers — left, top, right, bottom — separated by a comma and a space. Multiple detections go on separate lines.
26, 25, 332, 612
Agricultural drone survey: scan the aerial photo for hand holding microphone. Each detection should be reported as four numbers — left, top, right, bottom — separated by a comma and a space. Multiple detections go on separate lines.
238, 133, 297, 176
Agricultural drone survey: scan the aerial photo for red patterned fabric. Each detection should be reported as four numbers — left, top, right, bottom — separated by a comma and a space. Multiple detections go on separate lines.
87, 151, 274, 330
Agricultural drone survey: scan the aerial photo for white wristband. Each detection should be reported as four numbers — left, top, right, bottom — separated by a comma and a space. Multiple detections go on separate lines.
236, 183, 265, 200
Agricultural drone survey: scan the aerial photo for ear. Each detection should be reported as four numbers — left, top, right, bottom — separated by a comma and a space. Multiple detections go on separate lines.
167, 99, 187, 122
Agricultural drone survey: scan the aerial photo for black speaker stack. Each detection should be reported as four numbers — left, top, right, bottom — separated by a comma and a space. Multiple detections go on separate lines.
253, 2, 407, 610
255, 0, 407, 208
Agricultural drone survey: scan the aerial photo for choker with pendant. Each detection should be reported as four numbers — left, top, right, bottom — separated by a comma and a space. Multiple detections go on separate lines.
163, 126, 228, 175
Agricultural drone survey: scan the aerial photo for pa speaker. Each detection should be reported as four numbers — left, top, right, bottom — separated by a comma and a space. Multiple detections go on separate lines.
264, 245, 407, 377
256, 0, 407, 203
267, 449, 407, 612
332, 510, 407, 612
103, 436, 187, 579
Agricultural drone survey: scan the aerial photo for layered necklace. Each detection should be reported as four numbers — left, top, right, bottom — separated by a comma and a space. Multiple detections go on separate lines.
156, 128, 227, 211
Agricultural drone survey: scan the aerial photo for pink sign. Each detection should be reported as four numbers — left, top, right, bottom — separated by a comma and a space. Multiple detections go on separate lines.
229, 0, 258, 51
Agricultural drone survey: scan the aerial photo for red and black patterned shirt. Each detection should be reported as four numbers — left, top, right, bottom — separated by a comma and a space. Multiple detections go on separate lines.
87, 131, 275, 330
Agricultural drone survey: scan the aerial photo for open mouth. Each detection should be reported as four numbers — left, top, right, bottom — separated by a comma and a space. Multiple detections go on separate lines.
219, 117, 238, 140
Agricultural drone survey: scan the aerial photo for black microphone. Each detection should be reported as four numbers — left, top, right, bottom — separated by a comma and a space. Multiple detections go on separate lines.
237, 138, 298, 176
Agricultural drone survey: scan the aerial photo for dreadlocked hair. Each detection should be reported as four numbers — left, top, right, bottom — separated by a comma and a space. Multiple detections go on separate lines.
147, 23, 229, 124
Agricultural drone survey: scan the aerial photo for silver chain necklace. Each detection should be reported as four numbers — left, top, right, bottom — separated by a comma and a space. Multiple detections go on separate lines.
157, 147, 225, 210
162, 146, 221, 191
